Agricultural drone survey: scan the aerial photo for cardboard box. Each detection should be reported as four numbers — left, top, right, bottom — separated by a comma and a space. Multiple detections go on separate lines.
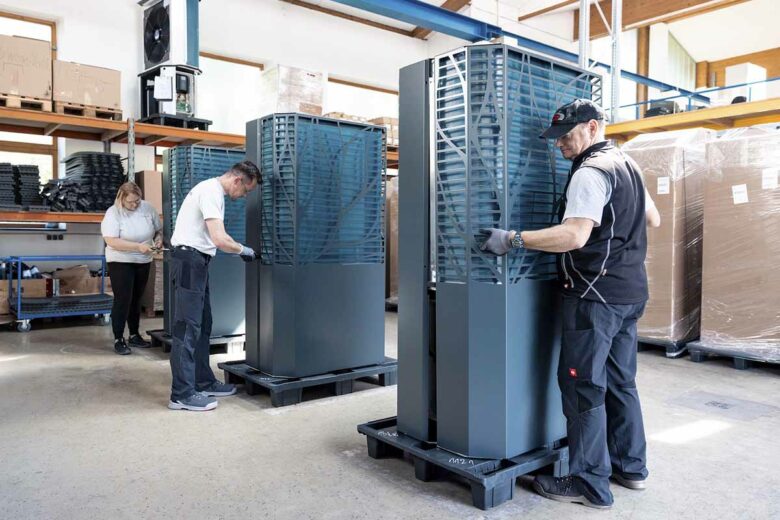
0, 34, 52, 100
141, 257, 163, 313
699, 127, 780, 361
53, 265, 92, 295
8, 279, 50, 298
136, 170, 163, 216
259, 65, 325, 116
53, 60, 121, 109
385, 176, 399, 300
369, 117, 399, 147
623, 129, 712, 343
325, 111, 368, 123
0, 285, 9, 315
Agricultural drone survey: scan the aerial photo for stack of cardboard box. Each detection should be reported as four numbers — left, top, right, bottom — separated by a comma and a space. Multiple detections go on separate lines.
623, 129, 712, 346
0, 35, 52, 109
53, 60, 121, 116
259, 65, 325, 116
385, 176, 399, 304
699, 127, 780, 362
369, 117, 399, 147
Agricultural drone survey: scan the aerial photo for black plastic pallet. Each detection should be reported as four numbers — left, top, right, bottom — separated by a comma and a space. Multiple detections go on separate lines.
358, 417, 568, 510
219, 358, 398, 407
687, 341, 780, 370
638, 336, 689, 358
146, 328, 245, 354
140, 114, 212, 131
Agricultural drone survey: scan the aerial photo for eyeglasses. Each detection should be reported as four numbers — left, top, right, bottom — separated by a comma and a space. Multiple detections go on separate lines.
126, 198, 141, 205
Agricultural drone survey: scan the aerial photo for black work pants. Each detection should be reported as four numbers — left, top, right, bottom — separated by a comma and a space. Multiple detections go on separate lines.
107, 262, 151, 340
169, 248, 217, 401
559, 297, 649, 504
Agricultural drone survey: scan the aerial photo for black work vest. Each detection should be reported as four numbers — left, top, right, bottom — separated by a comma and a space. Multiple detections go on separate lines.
557, 141, 649, 304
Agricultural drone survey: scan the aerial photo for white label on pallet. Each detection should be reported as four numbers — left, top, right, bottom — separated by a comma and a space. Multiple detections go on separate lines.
762, 168, 778, 190
732, 184, 749, 205
657, 177, 670, 195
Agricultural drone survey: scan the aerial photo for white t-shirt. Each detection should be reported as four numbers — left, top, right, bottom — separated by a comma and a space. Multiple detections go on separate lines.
562, 166, 656, 227
101, 201, 161, 263
170, 178, 225, 256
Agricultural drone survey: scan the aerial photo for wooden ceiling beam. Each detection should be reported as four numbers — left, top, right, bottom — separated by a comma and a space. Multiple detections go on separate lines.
280, 0, 416, 38
517, 0, 579, 22
574, 0, 751, 41
410, 0, 471, 39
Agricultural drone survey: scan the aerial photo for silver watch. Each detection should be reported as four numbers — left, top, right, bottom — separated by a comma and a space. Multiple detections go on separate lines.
510, 232, 524, 249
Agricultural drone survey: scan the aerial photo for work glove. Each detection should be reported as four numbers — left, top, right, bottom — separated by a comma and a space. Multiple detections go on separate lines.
239, 245, 258, 262
478, 228, 513, 256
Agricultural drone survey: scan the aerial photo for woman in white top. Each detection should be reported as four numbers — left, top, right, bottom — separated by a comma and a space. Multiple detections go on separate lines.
101, 182, 162, 355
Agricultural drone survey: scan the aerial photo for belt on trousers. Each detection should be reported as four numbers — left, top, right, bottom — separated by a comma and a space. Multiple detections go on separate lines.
173, 245, 211, 263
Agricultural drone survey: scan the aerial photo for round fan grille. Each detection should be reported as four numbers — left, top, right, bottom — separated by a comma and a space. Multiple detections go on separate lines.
144, 3, 170, 65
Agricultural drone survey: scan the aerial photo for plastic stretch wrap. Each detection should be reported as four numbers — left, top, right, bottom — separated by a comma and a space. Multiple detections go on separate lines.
699, 127, 780, 362
622, 128, 712, 344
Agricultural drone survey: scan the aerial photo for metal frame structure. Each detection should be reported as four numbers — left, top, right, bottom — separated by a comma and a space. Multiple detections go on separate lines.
330, 0, 707, 104
5, 255, 111, 331
244, 114, 387, 378
395, 44, 601, 460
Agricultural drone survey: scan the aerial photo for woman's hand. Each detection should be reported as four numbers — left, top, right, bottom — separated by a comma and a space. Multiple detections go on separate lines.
137, 243, 153, 254
154, 238, 163, 249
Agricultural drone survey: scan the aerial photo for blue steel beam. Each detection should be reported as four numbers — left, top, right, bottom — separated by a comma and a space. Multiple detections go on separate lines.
328, 0, 709, 103
331, 0, 502, 42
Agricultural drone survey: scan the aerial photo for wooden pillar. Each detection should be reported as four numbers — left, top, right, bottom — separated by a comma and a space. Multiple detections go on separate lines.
696, 61, 711, 89
636, 26, 650, 117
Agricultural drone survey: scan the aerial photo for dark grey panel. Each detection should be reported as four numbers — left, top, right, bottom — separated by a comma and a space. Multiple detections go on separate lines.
396, 60, 434, 442
245, 119, 262, 366
436, 280, 565, 459
258, 264, 386, 377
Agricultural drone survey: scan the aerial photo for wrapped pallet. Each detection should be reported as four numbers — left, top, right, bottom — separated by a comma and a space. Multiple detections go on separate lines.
622, 129, 712, 349
258, 65, 325, 116
696, 127, 780, 362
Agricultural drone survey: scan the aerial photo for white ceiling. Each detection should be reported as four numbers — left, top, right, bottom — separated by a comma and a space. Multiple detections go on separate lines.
308, 0, 779, 63
668, 0, 780, 62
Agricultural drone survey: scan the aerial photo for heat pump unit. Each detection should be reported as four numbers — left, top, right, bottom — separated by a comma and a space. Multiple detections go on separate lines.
141, 0, 199, 71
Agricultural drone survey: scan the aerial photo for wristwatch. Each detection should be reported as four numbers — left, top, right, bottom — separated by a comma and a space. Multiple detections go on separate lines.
510, 231, 524, 249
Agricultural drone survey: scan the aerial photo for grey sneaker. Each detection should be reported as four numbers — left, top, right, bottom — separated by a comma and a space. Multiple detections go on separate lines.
533, 475, 612, 510
168, 392, 218, 411
612, 472, 647, 490
198, 380, 237, 397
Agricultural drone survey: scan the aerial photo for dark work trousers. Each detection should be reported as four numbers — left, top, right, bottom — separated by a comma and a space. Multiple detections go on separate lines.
558, 297, 649, 504
169, 248, 217, 401
107, 262, 151, 341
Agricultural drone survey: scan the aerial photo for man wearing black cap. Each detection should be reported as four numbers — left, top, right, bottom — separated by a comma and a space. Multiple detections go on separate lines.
480, 99, 660, 510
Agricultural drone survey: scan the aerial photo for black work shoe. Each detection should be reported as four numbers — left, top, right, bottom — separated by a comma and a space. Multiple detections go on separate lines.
533, 475, 612, 510
612, 472, 647, 490
128, 334, 152, 348
114, 338, 131, 355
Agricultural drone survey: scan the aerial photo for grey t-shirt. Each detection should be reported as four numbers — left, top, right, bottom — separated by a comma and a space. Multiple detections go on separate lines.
562, 167, 656, 226
101, 201, 161, 263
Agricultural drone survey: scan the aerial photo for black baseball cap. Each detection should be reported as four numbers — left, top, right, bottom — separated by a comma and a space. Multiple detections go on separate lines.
540, 99, 607, 139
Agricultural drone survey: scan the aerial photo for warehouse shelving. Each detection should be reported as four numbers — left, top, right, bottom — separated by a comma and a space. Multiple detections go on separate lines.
606, 97, 780, 142
0, 106, 247, 223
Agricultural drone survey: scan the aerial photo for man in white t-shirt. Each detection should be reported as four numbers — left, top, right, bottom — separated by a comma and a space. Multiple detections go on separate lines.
168, 160, 261, 412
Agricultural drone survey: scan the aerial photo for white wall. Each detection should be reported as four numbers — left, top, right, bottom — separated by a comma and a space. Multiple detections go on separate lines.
199, 0, 429, 91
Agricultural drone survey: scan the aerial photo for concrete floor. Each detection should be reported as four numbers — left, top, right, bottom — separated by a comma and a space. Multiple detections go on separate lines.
0, 313, 778, 520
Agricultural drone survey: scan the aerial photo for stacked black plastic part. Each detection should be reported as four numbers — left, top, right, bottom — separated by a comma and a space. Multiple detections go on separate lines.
41, 152, 125, 212
13, 165, 44, 209
0, 163, 16, 209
